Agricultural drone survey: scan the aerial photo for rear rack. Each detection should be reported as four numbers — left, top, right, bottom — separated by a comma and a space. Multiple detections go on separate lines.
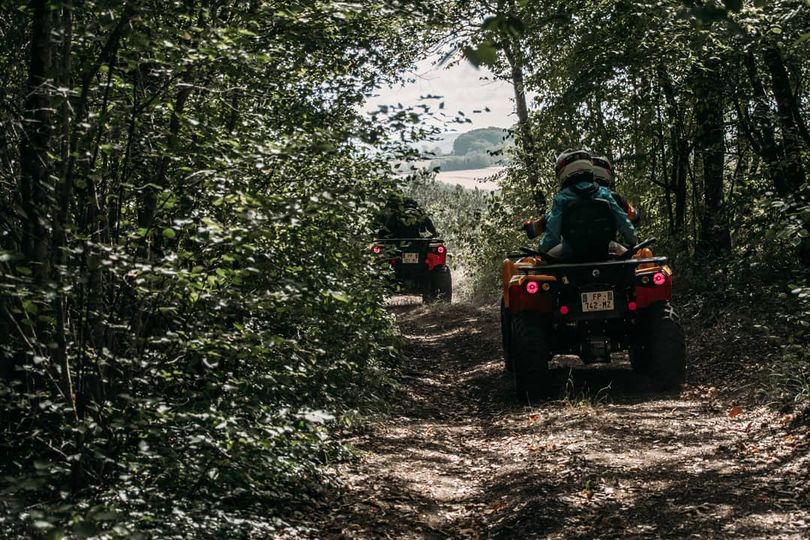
515, 256, 668, 273
373, 237, 444, 243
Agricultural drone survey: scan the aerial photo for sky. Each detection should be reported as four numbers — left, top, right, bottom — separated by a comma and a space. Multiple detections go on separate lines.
364, 55, 516, 134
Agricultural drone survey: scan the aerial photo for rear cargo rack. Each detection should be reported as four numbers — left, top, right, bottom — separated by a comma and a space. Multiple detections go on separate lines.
373, 237, 444, 243
516, 256, 668, 273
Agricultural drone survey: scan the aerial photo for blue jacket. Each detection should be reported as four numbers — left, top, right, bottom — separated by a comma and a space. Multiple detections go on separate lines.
539, 180, 637, 252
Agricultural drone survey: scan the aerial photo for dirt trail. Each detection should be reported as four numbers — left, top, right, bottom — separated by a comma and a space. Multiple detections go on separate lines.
297, 303, 809, 539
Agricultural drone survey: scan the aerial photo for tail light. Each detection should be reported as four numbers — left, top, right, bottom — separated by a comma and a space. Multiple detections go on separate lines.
628, 301, 638, 311
425, 243, 447, 270
639, 271, 668, 286
525, 281, 539, 295
559, 305, 569, 315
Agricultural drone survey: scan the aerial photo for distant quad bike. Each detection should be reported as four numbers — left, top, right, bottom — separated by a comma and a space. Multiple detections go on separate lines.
501, 199, 685, 399
371, 238, 452, 303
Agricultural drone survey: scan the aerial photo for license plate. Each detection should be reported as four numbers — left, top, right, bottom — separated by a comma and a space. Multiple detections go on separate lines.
581, 290, 614, 312
402, 252, 419, 264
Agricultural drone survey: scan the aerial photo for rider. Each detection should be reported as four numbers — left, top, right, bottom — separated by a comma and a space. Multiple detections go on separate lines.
376, 194, 437, 238
539, 149, 637, 257
592, 156, 640, 226
404, 198, 438, 237
524, 154, 638, 238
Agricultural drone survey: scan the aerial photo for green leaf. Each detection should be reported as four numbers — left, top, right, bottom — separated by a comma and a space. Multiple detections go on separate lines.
481, 15, 503, 32
73, 521, 98, 538
463, 42, 498, 68
22, 300, 38, 315
162, 228, 177, 239
328, 291, 350, 303
506, 15, 525, 37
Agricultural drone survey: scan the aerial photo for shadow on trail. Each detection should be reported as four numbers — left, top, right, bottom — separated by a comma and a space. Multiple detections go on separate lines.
308, 303, 807, 539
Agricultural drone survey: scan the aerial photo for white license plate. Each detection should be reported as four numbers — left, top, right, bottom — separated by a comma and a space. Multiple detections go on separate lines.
402, 252, 419, 264
581, 290, 614, 312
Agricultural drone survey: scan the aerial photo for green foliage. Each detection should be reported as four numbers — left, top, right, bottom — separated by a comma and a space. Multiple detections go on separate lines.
0, 0, 447, 535
455, 0, 809, 257
453, 0, 809, 407
463, 40, 499, 67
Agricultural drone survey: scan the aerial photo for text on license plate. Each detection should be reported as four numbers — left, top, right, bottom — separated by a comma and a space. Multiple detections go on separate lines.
402, 252, 419, 264
581, 290, 614, 312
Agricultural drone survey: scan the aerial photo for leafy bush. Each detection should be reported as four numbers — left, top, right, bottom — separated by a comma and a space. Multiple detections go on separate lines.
0, 0, 445, 535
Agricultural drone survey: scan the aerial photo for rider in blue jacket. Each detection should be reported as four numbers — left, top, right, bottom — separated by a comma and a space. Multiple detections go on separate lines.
540, 150, 637, 255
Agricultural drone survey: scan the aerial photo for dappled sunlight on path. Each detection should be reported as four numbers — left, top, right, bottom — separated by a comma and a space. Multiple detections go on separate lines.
292, 303, 809, 539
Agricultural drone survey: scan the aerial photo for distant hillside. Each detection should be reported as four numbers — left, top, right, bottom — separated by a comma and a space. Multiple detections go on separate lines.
452, 128, 509, 155
429, 127, 512, 171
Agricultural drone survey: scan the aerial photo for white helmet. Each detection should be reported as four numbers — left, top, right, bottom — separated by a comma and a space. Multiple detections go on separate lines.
555, 149, 593, 188
592, 156, 615, 188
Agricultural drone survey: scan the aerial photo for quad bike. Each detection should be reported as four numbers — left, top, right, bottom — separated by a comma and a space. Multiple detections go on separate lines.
371, 237, 452, 303
501, 198, 685, 400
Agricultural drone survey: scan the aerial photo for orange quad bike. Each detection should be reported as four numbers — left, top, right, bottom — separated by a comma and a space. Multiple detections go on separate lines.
370, 237, 452, 303
501, 199, 685, 400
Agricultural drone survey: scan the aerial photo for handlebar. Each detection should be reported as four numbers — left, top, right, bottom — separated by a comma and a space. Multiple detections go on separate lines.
510, 238, 656, 264
515, 246, 559, 264
619, 237, 657, 260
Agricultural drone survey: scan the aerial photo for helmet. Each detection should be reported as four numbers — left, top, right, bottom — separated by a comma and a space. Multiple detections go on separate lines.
555, 149, 593, 188
592, 156, 614, 188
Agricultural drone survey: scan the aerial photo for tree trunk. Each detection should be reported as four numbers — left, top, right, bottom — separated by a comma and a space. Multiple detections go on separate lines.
502, 40, 541, 206
655, 99, 675, 236
137, 81, 193, 256
762, 43, 806, 195
744, 51, 788, 195
19, 0, 53, 281
695, 63, 731, 254
657, 67, 688, 235
52, 0, 78, 418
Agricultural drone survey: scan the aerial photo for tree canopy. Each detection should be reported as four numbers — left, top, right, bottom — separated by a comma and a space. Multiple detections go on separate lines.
0, 0, 448, 535
1, 0, 808, 536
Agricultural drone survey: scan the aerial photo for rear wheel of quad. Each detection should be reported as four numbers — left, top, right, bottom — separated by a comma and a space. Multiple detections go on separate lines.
500, 299, 513, 372
630, 302, 685, 390
511, 312, 552, 401
423, 266, 452, 303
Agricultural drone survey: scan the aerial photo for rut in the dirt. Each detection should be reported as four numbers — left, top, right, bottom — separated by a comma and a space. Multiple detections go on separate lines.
299, 303, 809, 539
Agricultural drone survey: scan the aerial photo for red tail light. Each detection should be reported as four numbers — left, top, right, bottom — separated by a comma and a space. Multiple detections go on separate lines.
653, 272, 666, 286
436, 245, 446, 254
628, 301, 638, 311
525, 281, 539, 295
559, 305, 569, 315
372, 245, 382, 254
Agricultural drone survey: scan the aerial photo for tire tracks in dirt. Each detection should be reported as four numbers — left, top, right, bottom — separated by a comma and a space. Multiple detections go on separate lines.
299, 303, 809, 539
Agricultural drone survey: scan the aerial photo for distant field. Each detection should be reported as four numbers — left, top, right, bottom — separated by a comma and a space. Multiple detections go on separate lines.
435, 166, 503, 191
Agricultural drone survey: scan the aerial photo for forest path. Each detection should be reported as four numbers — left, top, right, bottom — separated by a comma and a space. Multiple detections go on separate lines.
303, 303, 809, 539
